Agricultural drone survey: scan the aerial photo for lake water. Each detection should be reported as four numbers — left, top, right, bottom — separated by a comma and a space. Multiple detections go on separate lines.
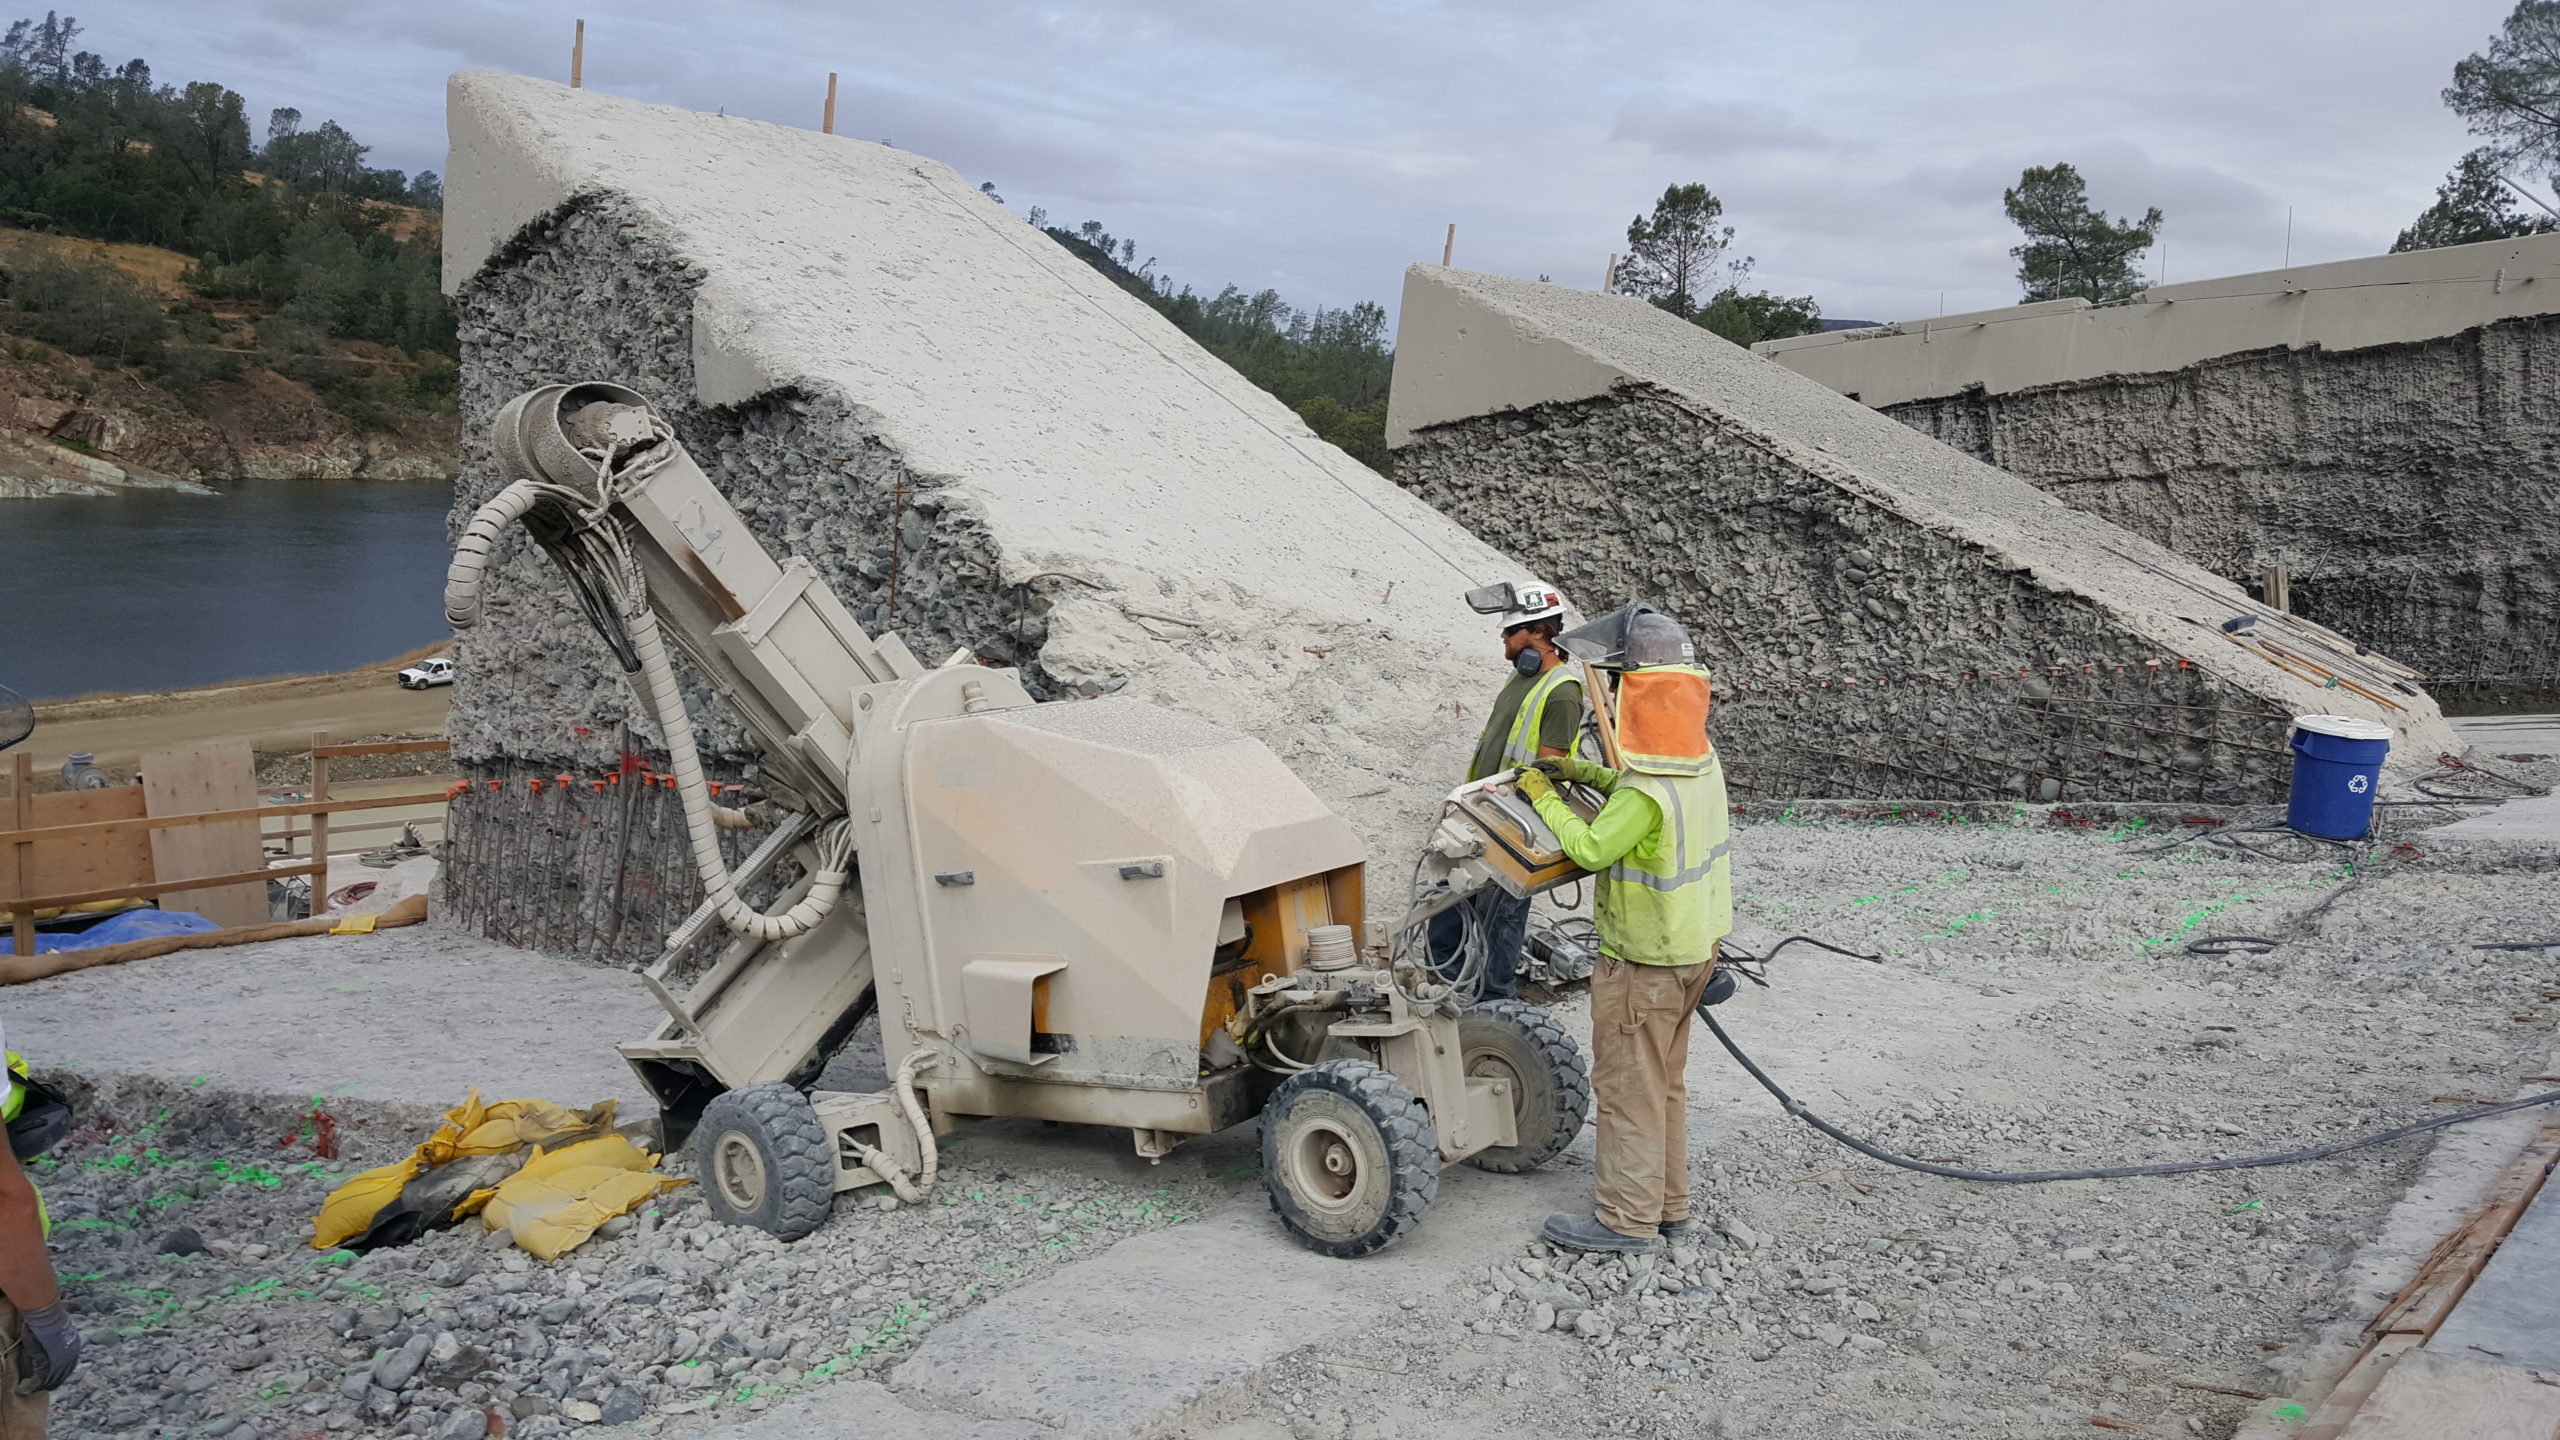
0, 479, 456, 700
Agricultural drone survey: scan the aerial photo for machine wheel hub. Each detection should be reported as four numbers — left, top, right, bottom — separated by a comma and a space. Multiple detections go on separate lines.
714, 1131, 770, 1212
1285, 1118, 1367, 1213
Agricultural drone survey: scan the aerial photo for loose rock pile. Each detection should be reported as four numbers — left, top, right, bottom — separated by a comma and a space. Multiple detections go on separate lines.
42, 1107, 1217, 1440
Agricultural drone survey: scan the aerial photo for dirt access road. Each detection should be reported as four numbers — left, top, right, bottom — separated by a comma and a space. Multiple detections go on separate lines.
24, 659, 448, 780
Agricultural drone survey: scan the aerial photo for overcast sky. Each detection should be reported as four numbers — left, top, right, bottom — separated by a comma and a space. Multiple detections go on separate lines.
79, 1, 2516, 325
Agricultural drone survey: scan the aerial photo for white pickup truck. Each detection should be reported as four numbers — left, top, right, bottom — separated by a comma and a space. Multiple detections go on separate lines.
396, 657, 455, 689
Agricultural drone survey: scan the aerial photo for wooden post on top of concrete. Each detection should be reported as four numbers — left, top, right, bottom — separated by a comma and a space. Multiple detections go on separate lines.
2261, 564, 2291, 614
1602, 253, 1618, 293
1442, 224, 1455, 267
823, 72, 839, 134
571, 19, 586, 89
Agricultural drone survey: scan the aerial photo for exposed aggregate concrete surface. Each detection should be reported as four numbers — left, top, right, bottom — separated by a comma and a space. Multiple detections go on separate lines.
1883, 316, 2560, 696
35, 768, 2560, 1439
434, 72, 1524, 958
1384, 266, 2458, 807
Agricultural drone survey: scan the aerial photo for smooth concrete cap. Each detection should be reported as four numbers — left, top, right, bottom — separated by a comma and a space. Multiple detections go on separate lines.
1754, 232, 2560, 407
444, 71, 1519, 623
1384, 263, 2462, 774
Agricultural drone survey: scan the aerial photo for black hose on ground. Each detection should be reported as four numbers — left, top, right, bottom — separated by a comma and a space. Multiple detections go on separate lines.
2183, 935, 2281, 956
1698, 1004, 2560, 1185
1716, 934, 1883, 989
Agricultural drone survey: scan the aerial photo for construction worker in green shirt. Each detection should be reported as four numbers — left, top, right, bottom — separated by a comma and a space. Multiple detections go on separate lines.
1436, 580, 1584, 1000
1513, 608, 1732, 1254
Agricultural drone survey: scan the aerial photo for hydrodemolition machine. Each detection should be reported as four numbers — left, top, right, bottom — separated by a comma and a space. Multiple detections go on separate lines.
444, 382, 1598, 1258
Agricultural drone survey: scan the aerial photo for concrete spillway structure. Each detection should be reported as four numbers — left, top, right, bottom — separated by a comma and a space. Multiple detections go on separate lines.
437, 72, 1525, 959
1756, 235, 2560, 700
1386, 264, 2460, 805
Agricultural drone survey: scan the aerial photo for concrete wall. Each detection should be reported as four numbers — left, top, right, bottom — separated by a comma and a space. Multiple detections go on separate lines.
1882, 318, 2560, 689
438, 74, 1529, 960
1387, 265, 2459, 805
1753, 237, 2560, 691
1755, 233, 2560, 409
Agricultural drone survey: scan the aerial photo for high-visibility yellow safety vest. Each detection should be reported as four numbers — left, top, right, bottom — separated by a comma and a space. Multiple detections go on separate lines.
1594, 665, 1733, 966
1474, 664, 1583, 781
5, 1051, 49, 1236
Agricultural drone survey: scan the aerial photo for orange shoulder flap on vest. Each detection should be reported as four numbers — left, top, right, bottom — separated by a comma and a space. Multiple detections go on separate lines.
1616, 668, 1713, 761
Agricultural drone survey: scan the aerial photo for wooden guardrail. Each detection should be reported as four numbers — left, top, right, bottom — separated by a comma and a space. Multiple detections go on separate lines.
1, 733, 452, 957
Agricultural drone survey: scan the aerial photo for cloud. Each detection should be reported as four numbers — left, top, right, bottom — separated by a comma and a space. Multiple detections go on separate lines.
70, 0, 2525, 326
1611, 98, 1841, 158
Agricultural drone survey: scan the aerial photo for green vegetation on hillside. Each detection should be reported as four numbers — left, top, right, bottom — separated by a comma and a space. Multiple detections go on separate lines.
0, 12, 453, 426
1032, 211, 1395, 471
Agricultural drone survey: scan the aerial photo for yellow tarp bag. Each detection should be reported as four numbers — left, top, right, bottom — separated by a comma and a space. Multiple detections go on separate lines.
478, 1134, 686, 1262
310, 1090, 623, 1250
311, 1153, 425, 1250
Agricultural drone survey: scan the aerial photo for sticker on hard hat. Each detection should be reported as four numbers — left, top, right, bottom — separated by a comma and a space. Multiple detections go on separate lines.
2348, 774, 2370, 794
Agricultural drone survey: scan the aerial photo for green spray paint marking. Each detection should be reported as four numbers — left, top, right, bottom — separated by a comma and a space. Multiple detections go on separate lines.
2144, 881, 2305, 948
2269, 1403, 2307, 1422
207, 1159, 283, 1188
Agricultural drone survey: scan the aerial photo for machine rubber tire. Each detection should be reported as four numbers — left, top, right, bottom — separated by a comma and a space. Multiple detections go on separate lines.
1457, 999, 1590, 1174
1261, 1059, 1439, 1258
690, 1082, 835, 1241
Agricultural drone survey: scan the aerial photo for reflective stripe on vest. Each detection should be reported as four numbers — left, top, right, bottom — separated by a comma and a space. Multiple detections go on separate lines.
1592, 761, 1735, 966
1484, 665, 1582, 776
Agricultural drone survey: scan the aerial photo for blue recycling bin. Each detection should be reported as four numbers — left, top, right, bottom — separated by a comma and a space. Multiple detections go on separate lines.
2286, 714, 2391, 839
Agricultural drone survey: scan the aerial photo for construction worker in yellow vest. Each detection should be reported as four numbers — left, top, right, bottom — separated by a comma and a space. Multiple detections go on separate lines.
1439, 580, 1584, 1000
0, 1021, 80, 1429
1514, 609, 1732, 1254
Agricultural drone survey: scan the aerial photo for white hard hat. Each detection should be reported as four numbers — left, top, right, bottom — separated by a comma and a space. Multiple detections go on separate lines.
1463, 580, 1567, 628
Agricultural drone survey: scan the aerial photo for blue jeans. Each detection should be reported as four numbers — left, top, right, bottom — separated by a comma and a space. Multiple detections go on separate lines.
1427, 887, 1528, 1001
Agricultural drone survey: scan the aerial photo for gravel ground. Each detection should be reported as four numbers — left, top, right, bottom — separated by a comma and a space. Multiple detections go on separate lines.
1201, 792, 2560, 1440
39, 1097, 1233, 1440
31, 781, 2560, 1440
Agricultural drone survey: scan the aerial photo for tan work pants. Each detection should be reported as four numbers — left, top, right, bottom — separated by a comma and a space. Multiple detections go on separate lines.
0, 1298, 46, 1440
1589, 951, 1717, 1238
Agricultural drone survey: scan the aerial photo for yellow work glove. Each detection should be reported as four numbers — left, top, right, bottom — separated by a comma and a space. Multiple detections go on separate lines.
1514, 766, 1558, 806
1532, 755, 1601, 787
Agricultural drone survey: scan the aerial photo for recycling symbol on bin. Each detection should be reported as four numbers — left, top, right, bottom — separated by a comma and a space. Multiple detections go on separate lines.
2348, 774, 2370, 794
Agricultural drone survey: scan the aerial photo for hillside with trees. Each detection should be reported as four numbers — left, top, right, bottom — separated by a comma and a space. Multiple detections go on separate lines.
1033, 211, 1395, 470
0, 11, 456, 484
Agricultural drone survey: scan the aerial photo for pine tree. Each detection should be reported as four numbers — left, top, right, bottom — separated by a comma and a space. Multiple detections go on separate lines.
2002, 163, 2161, 303
2393, 148, 2554, 252
1616, 183, 1734, 320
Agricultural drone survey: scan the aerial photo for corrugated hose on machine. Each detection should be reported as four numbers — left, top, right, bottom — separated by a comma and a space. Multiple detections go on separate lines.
444, 420, 854, 945
1697, 935, 2560, 1185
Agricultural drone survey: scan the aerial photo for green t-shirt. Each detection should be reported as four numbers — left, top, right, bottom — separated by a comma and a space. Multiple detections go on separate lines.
1467, 667, 1584, 781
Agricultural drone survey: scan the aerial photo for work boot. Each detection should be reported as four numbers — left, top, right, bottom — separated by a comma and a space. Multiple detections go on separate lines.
1659, 1217, 1701, 1243
1541, 1213, 1663, 1255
